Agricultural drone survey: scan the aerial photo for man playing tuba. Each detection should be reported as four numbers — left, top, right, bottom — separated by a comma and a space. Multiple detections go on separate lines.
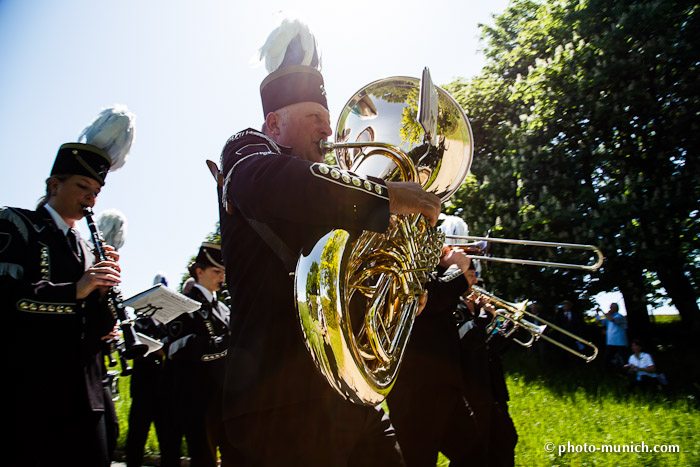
216, 18, 440, 467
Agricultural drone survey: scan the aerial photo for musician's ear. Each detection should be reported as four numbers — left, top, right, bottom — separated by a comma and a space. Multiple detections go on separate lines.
265, 111, 282, 137
47, 176, 62, 197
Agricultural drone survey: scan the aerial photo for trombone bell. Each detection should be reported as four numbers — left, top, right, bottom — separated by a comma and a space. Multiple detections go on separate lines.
472, 285, 599, 362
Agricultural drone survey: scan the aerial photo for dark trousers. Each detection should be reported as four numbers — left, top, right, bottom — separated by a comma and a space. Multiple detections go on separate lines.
160, 361, 223, 467
16, 409, 111, 467
220, 398, 405, 467
125, 390, 167, 466
486, 402, 517, 467
388, 383, 480, 467
604, 345, 627, 368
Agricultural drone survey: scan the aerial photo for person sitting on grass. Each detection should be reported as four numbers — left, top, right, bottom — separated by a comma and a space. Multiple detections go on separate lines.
624, 339, 668, 391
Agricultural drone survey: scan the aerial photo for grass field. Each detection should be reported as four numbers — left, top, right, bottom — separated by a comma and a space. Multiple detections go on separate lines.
113, 314, 700, 466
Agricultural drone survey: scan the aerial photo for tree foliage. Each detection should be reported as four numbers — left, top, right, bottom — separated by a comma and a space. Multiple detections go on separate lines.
445, 0, 700, 338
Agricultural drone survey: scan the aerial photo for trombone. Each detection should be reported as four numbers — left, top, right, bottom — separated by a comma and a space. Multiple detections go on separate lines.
470, 285, 599, 362
444, 235, 605, 272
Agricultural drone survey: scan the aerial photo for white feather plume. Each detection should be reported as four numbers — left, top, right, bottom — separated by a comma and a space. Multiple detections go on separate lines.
438, 215, 469, 245
153, 272, 169, 286
259, 18, 320, 73
96, 208, 127, 250
79, 104, 135, 171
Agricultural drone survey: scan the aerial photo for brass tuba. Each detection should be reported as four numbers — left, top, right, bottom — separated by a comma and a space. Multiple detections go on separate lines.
295, 69, 473, 405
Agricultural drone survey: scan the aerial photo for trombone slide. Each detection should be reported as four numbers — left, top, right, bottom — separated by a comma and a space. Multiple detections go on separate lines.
445, 235, 605, 271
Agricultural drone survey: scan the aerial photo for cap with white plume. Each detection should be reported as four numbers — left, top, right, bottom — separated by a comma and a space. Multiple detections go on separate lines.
259, 18, 327, 116
438, 214, 469, 245
96, 208, 128, 250
50, 104, 135, 185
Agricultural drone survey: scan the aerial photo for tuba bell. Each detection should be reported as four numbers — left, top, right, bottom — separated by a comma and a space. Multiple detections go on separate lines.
295, 69, 473, 405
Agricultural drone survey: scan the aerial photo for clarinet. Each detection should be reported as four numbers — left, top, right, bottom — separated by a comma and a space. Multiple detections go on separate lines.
83, 206, 148, 360
106, 338, 134, 376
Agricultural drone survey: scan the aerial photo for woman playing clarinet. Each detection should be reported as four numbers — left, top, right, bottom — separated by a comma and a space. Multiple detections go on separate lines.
0, 105, 135, 467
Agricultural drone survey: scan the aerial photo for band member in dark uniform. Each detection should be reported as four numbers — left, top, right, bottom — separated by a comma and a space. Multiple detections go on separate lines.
125, 273, 171, 467
160, 242, 230, 467
1, 105, 134, 467
459, 291, 518, 467
215, 18, 441, 467
387, 216, 480, 467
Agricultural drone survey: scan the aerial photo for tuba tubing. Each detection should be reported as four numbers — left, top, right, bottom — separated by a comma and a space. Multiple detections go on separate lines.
295, 72, 470, 405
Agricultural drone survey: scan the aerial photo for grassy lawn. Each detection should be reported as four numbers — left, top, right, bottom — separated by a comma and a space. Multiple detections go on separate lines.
112, 314, 700, 466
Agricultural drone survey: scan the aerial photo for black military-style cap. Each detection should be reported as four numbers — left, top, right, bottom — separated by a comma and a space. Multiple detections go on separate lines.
195, 242, 224, 269
50, 143, 112, 186
260, 65, 327, 115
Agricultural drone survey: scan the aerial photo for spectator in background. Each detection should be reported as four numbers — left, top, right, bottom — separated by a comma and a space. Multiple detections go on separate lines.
625, 339, 667, 391
596, 303, 628, 368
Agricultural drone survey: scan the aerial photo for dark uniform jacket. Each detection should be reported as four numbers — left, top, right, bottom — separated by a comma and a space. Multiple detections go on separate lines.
1, 205, 116, 463
160, 283, 231, 465
130, 316, 169, 399
218, 129, 391, 419
389, 266, 471, 394
167, 284, 230, 364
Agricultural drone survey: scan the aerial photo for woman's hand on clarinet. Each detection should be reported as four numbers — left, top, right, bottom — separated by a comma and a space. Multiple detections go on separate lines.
101, 245, 120, 266
76, 245, 121, 299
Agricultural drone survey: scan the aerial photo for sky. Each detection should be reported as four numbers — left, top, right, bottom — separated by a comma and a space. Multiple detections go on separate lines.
0, 0, 676, 314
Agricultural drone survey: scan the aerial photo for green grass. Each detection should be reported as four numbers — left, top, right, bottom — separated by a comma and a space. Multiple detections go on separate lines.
505, 364, 699, 466
111, 316, 700, 466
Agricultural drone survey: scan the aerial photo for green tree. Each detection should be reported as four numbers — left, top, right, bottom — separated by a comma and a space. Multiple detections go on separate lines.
446, 0, 700, 338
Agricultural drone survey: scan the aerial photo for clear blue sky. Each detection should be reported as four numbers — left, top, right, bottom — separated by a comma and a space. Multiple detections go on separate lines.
0, 0, 511, 297
0, 0, 675, 314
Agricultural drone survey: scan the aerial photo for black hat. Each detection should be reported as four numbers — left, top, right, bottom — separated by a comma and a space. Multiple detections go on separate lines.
261, 65, 327, 115
50, 105, 135, 185
195, 242, 224, 269
258, 19, 327, 116
51, 143, 112, 185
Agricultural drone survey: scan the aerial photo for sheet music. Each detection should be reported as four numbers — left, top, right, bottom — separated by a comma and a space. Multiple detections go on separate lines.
124, 284, 200, 324
136, 331, 164, 356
